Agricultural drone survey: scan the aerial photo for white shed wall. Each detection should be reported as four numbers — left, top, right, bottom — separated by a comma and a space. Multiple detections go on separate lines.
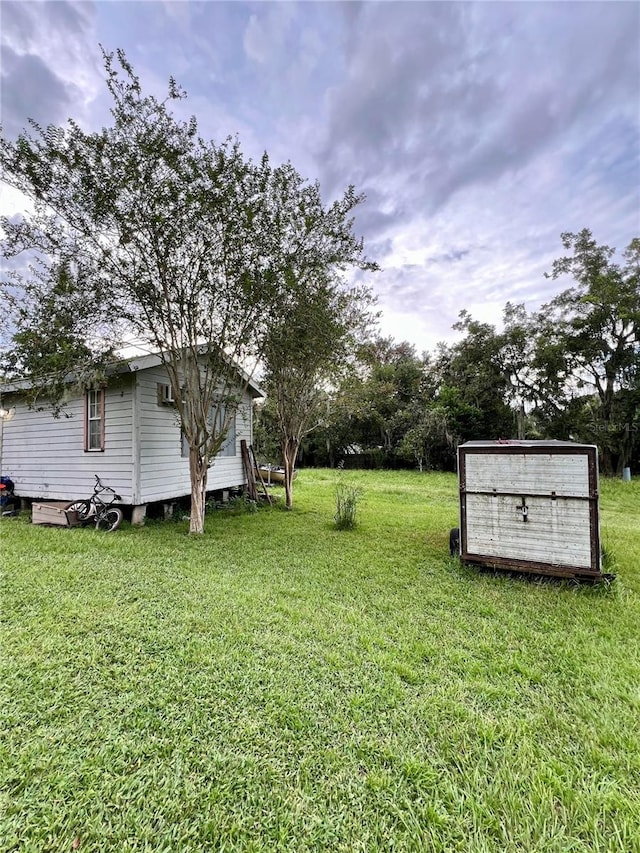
465, 452, 590, 497
135, 366, 252, 504
2, 363, 257, 506
1, 379, 135, 501
465, 493, 593, 568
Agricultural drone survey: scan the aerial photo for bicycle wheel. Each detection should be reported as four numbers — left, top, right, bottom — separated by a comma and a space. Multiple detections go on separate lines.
66, 500, 91, 522
95, 507, 123, 532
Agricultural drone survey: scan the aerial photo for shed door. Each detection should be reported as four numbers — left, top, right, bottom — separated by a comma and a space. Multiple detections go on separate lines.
464, 493, 593, 568
460, 449, 599, 572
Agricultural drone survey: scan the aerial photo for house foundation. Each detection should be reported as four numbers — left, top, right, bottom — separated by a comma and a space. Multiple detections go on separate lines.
131, 504, 147, 526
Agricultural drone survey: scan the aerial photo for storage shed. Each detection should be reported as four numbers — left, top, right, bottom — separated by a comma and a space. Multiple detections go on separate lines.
457, 440, 602, 579
0, 351, 263, 521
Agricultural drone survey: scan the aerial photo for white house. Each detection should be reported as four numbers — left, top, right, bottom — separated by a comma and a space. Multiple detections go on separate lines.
0, 352, 263, 519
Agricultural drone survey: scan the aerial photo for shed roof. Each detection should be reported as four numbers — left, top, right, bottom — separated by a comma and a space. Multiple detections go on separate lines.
459, 439, 596, 449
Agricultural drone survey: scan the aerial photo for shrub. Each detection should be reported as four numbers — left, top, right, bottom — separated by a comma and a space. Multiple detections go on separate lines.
334, 478, 362, 530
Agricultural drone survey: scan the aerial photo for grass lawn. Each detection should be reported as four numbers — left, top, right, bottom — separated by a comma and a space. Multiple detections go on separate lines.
2, 469, 639, 852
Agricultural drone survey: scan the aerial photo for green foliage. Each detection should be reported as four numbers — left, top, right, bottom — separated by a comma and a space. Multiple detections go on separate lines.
306, 229, 638, 474
252, 398, 282, 465
3, 263, 114, 412
435, 313, 516, 444
334, 470, 363, 529
313, 331, 515, 472
319, 230, 638, 474
508, 229, 640, 472
311, 338, 435, 469
205, 492, 258, 515
227, 493, 258, 514
1, 49, 283, 531
260, 164, 378, 509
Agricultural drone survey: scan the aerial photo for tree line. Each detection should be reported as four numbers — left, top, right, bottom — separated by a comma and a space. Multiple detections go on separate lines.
1, 50, 637, 535
256, 229, 640, 477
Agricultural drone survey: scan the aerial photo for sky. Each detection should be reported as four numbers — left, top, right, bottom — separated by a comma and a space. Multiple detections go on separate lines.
1, 0, 639, 354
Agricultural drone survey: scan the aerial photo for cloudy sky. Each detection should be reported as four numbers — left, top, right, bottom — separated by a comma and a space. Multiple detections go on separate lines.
1, 0, 639, 352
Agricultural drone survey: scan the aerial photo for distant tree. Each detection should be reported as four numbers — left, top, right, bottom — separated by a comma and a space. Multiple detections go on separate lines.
397, 402, 451, 471
260, 165, 377, 508
434, 312, 515, 443
540, 230, 640, 473
252, 397, 281, 466
0, 49, 289, 533
477, 230, 639, 472
317, 339, 434, 469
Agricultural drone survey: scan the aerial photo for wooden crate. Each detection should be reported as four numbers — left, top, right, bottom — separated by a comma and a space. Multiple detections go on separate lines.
32, 502, 79, 527
457, 440, 602, 579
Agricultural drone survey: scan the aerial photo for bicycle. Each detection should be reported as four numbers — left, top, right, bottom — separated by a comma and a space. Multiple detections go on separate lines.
66, 475, 124, 532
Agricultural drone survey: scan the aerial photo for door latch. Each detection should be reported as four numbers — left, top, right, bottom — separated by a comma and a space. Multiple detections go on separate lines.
517, 497, 528, 522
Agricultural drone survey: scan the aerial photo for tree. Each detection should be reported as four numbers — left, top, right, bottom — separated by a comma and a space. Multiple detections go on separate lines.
314, 338, 434, 470
3, 262, 111, 411
434, 312, 515, 443
260, 165, 377, 509
479, 230, 639, 472
1, 49, 292, 533
542, 230, 640, 472
397, 402, 450, 471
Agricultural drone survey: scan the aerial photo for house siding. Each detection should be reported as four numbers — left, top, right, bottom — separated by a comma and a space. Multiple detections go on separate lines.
136, 366, 252, 504
2, 361, 257, 506
2, 378, 135, 501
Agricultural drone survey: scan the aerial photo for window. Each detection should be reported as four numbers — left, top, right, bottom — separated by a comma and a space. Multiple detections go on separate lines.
85, 388, 105, 452
180, 404, 236, 459
217, 406, 236, 458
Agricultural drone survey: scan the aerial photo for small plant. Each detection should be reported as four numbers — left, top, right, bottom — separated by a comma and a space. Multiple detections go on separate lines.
601, 543, 617, 574
226, 494, 257, 514
334, 468, 362, 530
204, 493, 257, 515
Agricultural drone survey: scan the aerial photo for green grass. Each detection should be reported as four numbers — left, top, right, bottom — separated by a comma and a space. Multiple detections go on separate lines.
1, 469, 639, 852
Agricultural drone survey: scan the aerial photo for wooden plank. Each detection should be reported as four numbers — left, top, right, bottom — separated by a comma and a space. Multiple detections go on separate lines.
464, 452, 590, 497
32, 502, 77, 527
250, 444, 272, 505
464, 493, 593, 568
240, 440, 257, 502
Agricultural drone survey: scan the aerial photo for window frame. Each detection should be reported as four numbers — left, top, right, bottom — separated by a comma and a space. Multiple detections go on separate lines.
217, 406, 237, 458
180, 403, 237, 459
84, 388, 105, 452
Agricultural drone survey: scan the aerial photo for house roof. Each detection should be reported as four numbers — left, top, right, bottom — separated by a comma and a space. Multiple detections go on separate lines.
1, 350, 265, 398
124, 351, 265, 398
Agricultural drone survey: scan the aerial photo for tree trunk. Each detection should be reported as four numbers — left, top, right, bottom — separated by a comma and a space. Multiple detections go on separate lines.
600, 445, 614, 477
282, 436, 299, 510
188, 446, 208, 534
616, 423, 631, 475
327, 438, 334, 469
